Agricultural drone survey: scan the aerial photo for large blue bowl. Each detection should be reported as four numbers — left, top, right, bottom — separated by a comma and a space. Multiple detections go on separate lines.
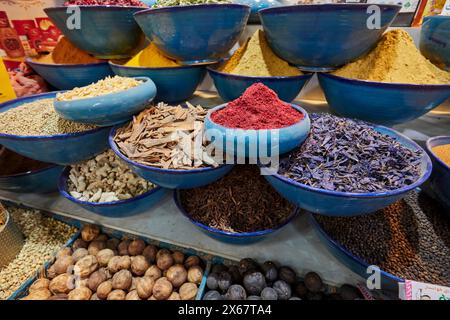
420, 16, 450, 71
109, 127, 234, 189
263, 126, 432, 216
174, 190, 299, 244
318, 73, 450, 126
134, 4, 250, 64
109, 62, 206, 103
26, 59, 113, 90
44, 6, 145, 59
204, 103, 310, 157
259, 4, 401, 71
58, 166, 168, 216
0, 92, 110, 165
54, 76, 156, 126
208, 67, 312, 102
423, 136, 450, 214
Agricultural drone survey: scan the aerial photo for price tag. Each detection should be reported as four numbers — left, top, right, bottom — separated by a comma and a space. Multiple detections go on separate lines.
399, 280, 450, 300
0, 58, 16, 103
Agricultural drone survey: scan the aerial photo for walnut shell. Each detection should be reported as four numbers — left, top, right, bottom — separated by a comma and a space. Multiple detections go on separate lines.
107, 289, 126, 300
172, 251, 185, 265
72, 248, 89, 263
91, 293, 100, 300
126, 290, 141, 300
142, 245, 158, 263
131, 255, 150, 276
29, 278, 50, 292
88, 240, 106, 256
179, 282, 198, 300
72, 239, 88, 250
49, 273, 75, 294
88, 269, 108, 292
68, 287, 92, 300
53, 255, 74, 275
97, 248, 115, 267
46, 265, 57, 279
156, 249, 171, 261
47, 294, 68, 300
74, 255, 98, 278
22, 288, 52, 300
187, 265, 203, 285
81, 224, 100, 242
166, 264, 187, 288
128, 239, 146, 256
118, 240, 131, 256
96, 280, 112, 300
184, 256, 200, 269
157, 253, 174, 271
106, 238, 120, 251
168, 292, 181, 300
112, 270, 132, 290
56, 247, 72, 259
108, 255, 131, 273
136, 276, 155, 299
152, 277, 173, 300
145, 265, 162, 281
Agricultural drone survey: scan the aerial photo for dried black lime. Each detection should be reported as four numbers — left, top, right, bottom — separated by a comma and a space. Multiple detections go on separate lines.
278, 266, 297, 284
247, 295, 262, 300
272, 280, 291, 300
295, 281, 308, 298
239, 258, 259, 276
304, 272, 323, 293
228, 265, 242, 284
261, 287, 278, 300
262, 261, 278, 283
226, 284, 247, 300
212, 264, 228, 274
207, 272, 219, 290
243, 272, 266, 295
339, 285, 362, 300
203, 290, 222, 300
218, 272, 232, 292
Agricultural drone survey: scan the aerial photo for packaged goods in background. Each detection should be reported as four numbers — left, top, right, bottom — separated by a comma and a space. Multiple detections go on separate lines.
125, 43, 180, 68
7, 62, 48, 98
431, 144, 450, 166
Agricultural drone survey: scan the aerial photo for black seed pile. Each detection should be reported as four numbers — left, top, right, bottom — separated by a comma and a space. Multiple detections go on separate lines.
315, 192, 450, 286
279, 113, 423, 193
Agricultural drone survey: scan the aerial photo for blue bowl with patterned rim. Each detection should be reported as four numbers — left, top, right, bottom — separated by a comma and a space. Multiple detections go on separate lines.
134, 4, 250, 64
0, 92, 110, 165
263, 126, 433, 216
174, 189, 299, 244
259, 4, 401, 71
318, 73, 450, 126
54, 76, 156, 127
420, 16, 450, 71
109, 61, 206, 103
44, 6, 145, 59
109, 127, 234, 189
208, 66, 312, 102
423, 136, 450, 213
58, 166, 168, 216
26, 58, 113, 90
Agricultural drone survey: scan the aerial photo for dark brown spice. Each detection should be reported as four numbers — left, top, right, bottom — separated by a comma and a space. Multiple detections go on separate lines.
0, 147, 52, 176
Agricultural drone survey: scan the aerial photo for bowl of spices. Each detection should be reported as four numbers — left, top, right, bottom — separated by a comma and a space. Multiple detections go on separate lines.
54, 76, 156, 127
208, 30, 312, 102
134, 4, 250, 64
420, 16, 450, 71
175, 165, 299, 244
26, 37, 113, 90
424, 136, 450, 212
264, 113, 432, 216
109, 43, 206, 103
58, 149, 167, 216
111, 102, 234, 189
0, 146, 63, 193
205, 83, 310, 157
319, 30, 450, 126
259, 4, 401, 71
0, 92, 110, 165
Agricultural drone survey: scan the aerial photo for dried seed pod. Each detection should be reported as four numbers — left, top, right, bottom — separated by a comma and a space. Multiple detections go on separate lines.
88, 269, 108, 292
108, 255, 131, 273
187, 265, 203, 285
118, 240, 131, 256
152, 277, 173, 300
126, 290, 141, 300
128, 239, 146, 256
131, 255, 150, 276
107, 289, 126, 300
166, 265, 187, 288
56, 247, 72, 259
74, 255, 98, 278
184, 256, 200, 269
22, 288, 52, 300
72, 248, 89, 263
96, 248, 115, 267
106, 238, 120, 251
172, 251, 185, 265
72, 239, 88, 250
168, 292, 181, 300
145, 265, 162, 281
68, 287, 92, 300
157, 252, 174, 271
179, 282, 198, 300
49, 273, 75, 294
53, 255, 74, 275
29, 278, 50, 292
142, 245, 158, 263
88, 240, 106, 256
136, 276, 155, 299
96, 280, 112, 300
112, 270, 132, 290
81, 225, 100, 242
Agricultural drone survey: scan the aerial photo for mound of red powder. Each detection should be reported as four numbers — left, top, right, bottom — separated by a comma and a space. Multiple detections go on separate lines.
211, 83, 303, 129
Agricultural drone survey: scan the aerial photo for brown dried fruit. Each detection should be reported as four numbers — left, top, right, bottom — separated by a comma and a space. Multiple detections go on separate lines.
107, 289, 126, 300
187, 265, 203, 285
106, 238, 120, 251
179, 282, 198, 300
47, 294, 68, 300
184, 256, 200, 269
68, 287, 92, 300
118, 240, 131, 256
96, 280, 112, 300
156, 249, 171, 260
88, 269, 108, 291
81, 224, 100, 242
53, 255, 74, 275
108, 255, 131, 273
172, 251, 185, 265
22, 288, 52, 300
126, 290, 141, 300
152, 277, 173, 300
49, 273, 75, 294
166, 264, 187, 288
74, 255, 98, 278
72, 239, 88, 250
46, 265, 57, 279
148, 296, 157, 300
128, 239, 146, 256
91, 293, 100, 300
72, 248, 89, 263
142, 245, 158, 263
94, 234, 109, 242
136, 276, 155, 299
112, 269, 132, 290
97, 248, 115, 267
57, 247, 72, 259
157, 252, 174, 271
29, 278, 50, 292
88, 240, 106, 256
168, 292, 181, 300
131, 255, 150, 276
145, 265, 162, 281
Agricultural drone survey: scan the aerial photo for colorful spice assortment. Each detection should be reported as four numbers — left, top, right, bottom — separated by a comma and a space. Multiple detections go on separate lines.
124, 43, 180, 68
0, 147, 52, 176
64, 0, 146, 6
114, 102, 217, 169
220, 30, 302, 77
431, 144, 450, 167
153, 0, 231, 7
279, 113, 423, 193
211, 83, 303, 129
180, 166, 294, 233
0, 99, 96, 136
56, 76, 142, 101
315, 192, 450, 286
68, 150, 154, 203
333, 30, 450, 84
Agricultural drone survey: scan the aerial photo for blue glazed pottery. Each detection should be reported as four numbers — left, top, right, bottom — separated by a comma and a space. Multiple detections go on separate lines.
174, 190, 299, 244
134, 4, 250, 64
263, 126, 432, 216
420, 16, 450, 71
54, 76, 156, 126
233, 0, 281, 23
208, 66, 312, 102
318, 73, 450, 126
259, 4, 401, 71
109, 127, 234, 189
109, 62, 206, 103
423, 136, 450, 214
0, 92, 110, 165
44, 6, 145, 59
308, 213, 402, 291
58, 166, 168, 216
204, 103, 310, 158
26, 58, 113, 90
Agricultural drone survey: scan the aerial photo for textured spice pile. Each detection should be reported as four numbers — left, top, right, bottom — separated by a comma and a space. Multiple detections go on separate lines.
35, 37, 101, 64
125, 43, 179, 68
153, 0, 230, 7
333, 29, 450, 84
64, 0, 146, 6
432, 144, 450, 167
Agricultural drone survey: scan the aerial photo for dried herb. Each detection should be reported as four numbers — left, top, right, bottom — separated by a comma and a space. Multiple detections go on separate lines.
180, 166, 294, 233
279, 113, 423, 193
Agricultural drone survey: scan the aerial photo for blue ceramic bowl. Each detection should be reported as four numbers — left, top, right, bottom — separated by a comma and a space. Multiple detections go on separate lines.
204, 103, 310, 157
109, 62, 206, 103
109, 127, 234, 189
44, 6, 145, 59
54, 76, 156, 127
318, 73, 450, 126
208, 67, 312, 102
308, 213, 402, 291
424, 136, 450, 213
263, 126, 432, 216
58, 166, 168, 216
174, 190, 299, 244
233, 0, 281, 23
26, 58, 113, 90
259, 4, 401, 71
0, 92, 110, 165
420, 16, 450, 71
134, 4, 250, 64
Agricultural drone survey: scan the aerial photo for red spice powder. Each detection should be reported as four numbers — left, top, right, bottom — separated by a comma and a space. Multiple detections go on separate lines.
211, 83, 303, 129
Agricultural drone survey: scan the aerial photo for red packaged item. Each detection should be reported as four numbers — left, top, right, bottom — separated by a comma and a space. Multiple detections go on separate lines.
0, 11, 10, 28
12, 20, 37, 36
0, 28, 25, 58
27, 28, 43, 51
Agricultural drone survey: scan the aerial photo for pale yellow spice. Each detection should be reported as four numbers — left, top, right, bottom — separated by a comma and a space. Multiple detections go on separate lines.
432, 144, 450, 167
333, 29, 450, 85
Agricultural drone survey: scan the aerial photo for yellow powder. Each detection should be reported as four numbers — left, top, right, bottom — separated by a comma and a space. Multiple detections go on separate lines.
432, 144, 450, 167
221, 30, 301, 77
333, 29, 450, 85
125, 43, 180, 68
35, 37, 101, 64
